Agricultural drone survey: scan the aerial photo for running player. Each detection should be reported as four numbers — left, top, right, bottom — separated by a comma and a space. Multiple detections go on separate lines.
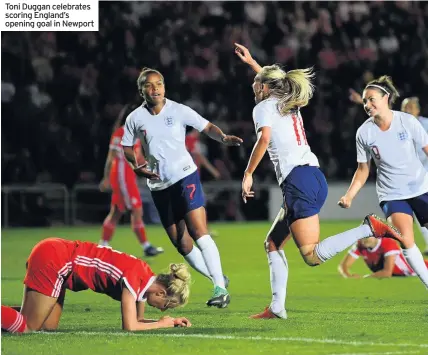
99, 104, 163, 257
234, 43, 401, 320
339, 237, 428, 278
1, 237, 191, 333
339, 76, 428, 289
121, 68, 242, 308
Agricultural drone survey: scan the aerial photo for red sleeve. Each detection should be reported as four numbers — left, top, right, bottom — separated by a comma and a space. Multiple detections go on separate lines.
348, 243, 361, 258
121, 260, 156, 302
380, 238, 401, 256
109, 127, 124, 152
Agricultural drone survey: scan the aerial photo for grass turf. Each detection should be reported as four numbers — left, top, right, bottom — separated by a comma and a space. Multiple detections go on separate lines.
2, 222, 427, 355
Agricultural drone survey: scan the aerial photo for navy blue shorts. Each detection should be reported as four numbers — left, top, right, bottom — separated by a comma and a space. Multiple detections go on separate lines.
151, 170, 205, 228
380, 192, 428, 226
280, 166, 328, 225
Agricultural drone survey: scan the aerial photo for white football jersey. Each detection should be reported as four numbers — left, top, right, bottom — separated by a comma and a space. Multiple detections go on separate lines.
417, 116, 428, 170
356, 110, 428, 202
253, 98, 319, 185
122, 99, 209, 191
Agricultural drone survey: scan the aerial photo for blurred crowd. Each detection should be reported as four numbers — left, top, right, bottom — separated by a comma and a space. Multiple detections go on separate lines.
3, 1, 428, 188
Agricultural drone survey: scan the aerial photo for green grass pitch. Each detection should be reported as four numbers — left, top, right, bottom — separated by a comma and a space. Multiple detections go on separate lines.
2, 221, 427, 355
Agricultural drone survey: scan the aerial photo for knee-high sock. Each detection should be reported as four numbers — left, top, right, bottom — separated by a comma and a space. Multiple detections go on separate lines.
315, 225, 372, 262
1, 305, 26, 333
268, 251, 288, 315
403, 244, 428, 289
196, 235, 225, 289
183, 246, 212, 282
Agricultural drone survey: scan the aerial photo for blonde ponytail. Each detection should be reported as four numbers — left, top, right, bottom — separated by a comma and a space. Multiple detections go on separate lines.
156, 263, 191, 309
256, 65, 315, 116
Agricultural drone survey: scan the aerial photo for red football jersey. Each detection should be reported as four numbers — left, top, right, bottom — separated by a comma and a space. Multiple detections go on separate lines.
110, 126, 143, 177
66, 242, 155, 301
185, 133, 202, 168
349, 238, 415, 276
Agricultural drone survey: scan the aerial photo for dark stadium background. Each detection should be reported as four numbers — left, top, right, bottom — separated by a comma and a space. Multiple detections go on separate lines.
2, 1, 428, 226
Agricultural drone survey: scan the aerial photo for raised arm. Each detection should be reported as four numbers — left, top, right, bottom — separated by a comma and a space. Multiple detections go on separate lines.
234, 43, 263, 74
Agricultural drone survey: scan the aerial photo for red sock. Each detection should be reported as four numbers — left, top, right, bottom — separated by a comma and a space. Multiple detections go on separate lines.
132, 222, 148, 244
102, 220, 116, 242
1, 305, 26, 333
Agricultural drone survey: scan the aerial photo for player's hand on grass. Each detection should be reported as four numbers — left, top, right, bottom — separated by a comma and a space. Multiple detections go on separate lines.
158, 316, 176, 328
173, 317, 192, 328
338, 195, 352, 209
99, 178, 111, 192
133, 166, 160, 180
242, 172, 255, 203
349, 274, 362, 279
222, 135, 243, 146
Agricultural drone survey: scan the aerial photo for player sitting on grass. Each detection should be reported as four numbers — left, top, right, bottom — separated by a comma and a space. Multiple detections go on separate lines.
339, 236, 428, 278
1, 237, 191, 333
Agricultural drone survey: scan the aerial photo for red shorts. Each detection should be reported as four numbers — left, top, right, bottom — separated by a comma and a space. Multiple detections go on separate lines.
24, 238, 76, 298
110, 161, 142, 212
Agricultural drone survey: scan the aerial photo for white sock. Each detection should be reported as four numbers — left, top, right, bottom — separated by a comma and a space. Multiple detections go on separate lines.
183, 246, 213, 281
142, 241, 151, 250
315, 224, 372, 262
196, 235, 225, 289
268, 250, 288, 317
416, 221, 428, 250
402, 244, 428, 289
99, 240, 109, 247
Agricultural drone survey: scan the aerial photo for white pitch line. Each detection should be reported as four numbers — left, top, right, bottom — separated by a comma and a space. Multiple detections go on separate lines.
330, 352, 419, 355
40, 332, 428, 349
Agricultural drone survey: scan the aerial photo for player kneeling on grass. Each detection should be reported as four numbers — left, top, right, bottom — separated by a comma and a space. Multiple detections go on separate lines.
1, 237, 191, 333
338, 236, 428, 279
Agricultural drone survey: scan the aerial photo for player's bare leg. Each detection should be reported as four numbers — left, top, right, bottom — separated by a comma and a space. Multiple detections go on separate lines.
290, 215, 322, 266
130, 206, 163, 257
165, 219, 194, 256
251, 207, 290, 320
185, 207, 230, 308
388, 213, 428, 289
41, 288, 66, 331
20, 286, 59, 331
291, 214, 374, 266
99, 205, 123, 246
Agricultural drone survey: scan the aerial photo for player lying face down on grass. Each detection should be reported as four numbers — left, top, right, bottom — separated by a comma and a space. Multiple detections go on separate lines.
234, 43, 402, 320
338, 237, 428, 279
1, 237, 191, 333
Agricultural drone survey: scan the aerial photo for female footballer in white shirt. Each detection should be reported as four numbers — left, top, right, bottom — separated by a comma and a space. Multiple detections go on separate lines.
121, 68, 243, 308
339, 76, 428, 289
235, 44, 401, 319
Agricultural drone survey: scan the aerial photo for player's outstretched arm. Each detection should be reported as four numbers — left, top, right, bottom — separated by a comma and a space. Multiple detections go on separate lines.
234, 43, 263, 74
338, 162, 370, 209
242, 127, 271, 203
121, 288, 184, 331
202, 122, 243, 146
338, 254, 361, 279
